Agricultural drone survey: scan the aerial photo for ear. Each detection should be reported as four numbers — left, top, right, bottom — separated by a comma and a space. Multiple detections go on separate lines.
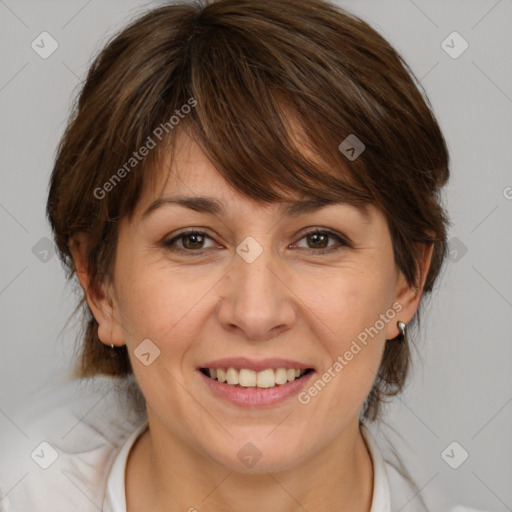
385, 242, 435, 340
69, 232, 124, 347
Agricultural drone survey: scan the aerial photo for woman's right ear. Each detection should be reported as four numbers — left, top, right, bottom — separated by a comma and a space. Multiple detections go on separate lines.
68, 232, 117, 345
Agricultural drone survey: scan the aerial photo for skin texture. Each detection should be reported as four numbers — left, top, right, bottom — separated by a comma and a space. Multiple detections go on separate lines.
71, 132, 433, 512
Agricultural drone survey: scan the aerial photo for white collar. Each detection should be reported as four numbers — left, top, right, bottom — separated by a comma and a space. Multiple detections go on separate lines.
361, 423, 392, 511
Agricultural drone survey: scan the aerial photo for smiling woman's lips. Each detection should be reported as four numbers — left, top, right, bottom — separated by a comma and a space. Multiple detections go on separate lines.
197, 368, 316, 407
199, 357, 315, 372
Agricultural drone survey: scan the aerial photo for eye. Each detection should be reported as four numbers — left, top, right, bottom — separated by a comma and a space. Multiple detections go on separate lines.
162, 230, 216, 253
292, 228, 350, 255
162, 228, 350, 256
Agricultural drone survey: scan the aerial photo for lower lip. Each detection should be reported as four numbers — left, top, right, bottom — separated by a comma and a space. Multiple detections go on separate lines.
197, 369, 316, 407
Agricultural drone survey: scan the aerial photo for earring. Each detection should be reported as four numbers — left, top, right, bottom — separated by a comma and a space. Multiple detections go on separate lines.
396, 320, 407, 341
108, 343, 117, 358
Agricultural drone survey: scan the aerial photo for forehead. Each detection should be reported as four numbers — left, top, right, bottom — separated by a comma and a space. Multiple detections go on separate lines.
137, 133, 296, 212
135, 130, 373, 223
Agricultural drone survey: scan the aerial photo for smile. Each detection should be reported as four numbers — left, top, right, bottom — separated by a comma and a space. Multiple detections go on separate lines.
200, 367, 314, 388
198, 366, 316, 407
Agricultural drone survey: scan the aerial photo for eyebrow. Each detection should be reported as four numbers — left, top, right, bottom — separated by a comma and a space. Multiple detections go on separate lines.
141, 195, 369, 219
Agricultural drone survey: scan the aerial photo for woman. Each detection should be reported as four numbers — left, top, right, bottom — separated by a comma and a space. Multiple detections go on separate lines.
0, 0, 485, 510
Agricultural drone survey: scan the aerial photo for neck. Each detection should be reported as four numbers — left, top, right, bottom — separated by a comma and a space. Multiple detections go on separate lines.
126, 415, 374, 512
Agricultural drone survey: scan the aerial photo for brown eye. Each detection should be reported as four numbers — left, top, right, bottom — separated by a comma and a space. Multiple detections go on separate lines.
293, 229, 350, 255
306, 232, 330, 249
163, 230, 215, 253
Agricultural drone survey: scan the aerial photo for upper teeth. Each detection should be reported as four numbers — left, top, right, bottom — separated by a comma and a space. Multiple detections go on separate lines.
208, 368, 308, 388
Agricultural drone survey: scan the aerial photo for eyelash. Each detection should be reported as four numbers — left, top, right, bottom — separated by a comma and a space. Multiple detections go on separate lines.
162, 228, 350, 256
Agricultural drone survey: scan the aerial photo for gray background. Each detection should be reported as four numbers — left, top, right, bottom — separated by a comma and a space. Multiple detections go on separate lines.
0, 0, 511, 510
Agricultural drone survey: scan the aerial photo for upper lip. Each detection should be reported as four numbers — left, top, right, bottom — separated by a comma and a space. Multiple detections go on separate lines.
199, 357, 315, 372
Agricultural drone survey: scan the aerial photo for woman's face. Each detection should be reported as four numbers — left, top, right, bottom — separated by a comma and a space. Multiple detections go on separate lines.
90, 132, 426, 472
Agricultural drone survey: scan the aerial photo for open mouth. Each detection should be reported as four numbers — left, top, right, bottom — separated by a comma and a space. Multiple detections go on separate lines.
199, 367, 315, 389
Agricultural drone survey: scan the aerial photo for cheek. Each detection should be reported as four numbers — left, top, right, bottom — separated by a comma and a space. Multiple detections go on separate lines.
115, 262, 220, 347
311, 266, 396, 349
114, 265, 216, 405
301, 266, 395, 407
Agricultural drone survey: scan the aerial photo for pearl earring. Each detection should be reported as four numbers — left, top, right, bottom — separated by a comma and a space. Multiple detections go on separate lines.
396, 320, 407, 340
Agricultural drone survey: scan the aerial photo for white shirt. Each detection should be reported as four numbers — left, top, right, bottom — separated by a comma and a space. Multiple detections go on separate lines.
0, 376, 484, 512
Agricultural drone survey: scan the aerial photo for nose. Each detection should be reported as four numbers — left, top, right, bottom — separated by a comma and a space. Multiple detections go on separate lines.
216, 239, 296, 342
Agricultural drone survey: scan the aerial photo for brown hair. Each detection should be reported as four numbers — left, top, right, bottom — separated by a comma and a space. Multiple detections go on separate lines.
47, 0, 450, 422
